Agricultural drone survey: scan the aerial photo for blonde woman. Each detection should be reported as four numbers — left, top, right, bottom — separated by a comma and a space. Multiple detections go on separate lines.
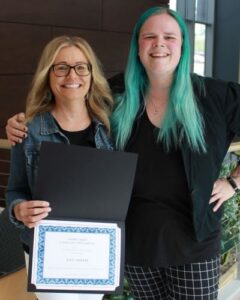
6, 36, 113, 300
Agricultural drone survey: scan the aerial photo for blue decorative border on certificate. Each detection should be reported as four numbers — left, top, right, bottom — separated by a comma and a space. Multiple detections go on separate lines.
36, 225, 116, 286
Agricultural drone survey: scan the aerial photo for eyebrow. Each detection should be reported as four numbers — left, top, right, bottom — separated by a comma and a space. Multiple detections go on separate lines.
141, 31, 178, 37
140, 32, 155, 36
53, 61, 88, 64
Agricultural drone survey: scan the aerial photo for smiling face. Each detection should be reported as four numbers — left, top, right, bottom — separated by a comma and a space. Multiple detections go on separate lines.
49, 46, 91, 103
138, 13, 182, 79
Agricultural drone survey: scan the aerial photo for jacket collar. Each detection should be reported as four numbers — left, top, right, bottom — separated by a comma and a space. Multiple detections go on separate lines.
40, 111, 60, 135
39, 111, 105, 135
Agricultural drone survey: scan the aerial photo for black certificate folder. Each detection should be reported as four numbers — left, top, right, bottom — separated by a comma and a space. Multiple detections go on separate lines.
28, 141, 138, 294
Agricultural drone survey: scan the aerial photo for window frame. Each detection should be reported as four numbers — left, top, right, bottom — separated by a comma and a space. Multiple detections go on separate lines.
176, 0, 215, 76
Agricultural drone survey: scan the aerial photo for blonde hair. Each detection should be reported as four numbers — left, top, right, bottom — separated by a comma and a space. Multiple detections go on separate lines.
26, 36, 113, 133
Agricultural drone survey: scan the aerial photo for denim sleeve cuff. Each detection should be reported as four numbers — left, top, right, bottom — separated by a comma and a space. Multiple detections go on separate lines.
8, 199, 26, 228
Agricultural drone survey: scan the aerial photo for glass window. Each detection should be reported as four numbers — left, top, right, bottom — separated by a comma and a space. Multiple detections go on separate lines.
176, 0, 214, 76
193, 23, 206, 76
169, 0, 177, 11
195, 0, 208, 23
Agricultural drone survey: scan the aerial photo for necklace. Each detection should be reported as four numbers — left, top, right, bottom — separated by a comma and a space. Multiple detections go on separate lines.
151, 99, 159, 114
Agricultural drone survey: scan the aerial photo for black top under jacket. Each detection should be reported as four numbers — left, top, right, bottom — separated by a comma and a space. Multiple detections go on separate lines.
124, 110, 220, 267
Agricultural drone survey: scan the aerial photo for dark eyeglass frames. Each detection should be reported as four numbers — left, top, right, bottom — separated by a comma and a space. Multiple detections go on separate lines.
51, 63, 91, 77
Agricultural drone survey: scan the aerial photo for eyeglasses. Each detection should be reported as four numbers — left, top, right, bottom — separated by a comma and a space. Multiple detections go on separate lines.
51, 63, 91, 77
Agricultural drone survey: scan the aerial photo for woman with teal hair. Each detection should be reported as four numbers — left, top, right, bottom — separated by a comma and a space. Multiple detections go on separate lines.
112, 6, 205, 152
6, 6, 240, 299
110, 6, 240, 299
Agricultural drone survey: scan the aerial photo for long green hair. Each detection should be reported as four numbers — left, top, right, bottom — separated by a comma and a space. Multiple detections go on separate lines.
111, 7, 206, 152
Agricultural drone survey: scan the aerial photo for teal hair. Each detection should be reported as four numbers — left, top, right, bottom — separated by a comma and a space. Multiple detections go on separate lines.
111, 7, 206, 152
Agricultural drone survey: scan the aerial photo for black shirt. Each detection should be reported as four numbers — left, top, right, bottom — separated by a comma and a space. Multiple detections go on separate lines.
60, 124, 95, 147
125, 110, 220, 267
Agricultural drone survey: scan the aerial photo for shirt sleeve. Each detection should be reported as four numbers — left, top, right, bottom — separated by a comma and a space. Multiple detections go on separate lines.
224, 81, 240, 136
5, 142, 32, 228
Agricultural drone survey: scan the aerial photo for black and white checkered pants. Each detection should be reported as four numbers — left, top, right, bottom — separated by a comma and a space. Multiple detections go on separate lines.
125, 256, 220, 300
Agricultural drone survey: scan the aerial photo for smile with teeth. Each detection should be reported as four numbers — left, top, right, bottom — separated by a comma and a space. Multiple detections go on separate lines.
62, 83, 82, 88
150, 53, 169, 58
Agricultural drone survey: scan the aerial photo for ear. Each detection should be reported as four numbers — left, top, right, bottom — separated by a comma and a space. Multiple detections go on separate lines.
45, 89, 53, 102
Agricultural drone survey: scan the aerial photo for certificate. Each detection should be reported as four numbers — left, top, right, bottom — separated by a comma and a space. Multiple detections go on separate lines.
28, 142, 138, 294
30, 219, 121, 292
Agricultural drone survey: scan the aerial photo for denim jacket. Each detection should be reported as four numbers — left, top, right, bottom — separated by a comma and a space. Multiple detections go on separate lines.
6, 111, 114, 247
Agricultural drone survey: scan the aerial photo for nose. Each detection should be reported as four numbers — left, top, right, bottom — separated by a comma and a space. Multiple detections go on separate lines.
67, 67, 78, 77
153, 42, 165, 48
153, 43, 165, 48
153, 37, 165, 48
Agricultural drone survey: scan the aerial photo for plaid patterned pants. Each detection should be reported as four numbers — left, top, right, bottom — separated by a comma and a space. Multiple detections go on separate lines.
125, 256, 220, 300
